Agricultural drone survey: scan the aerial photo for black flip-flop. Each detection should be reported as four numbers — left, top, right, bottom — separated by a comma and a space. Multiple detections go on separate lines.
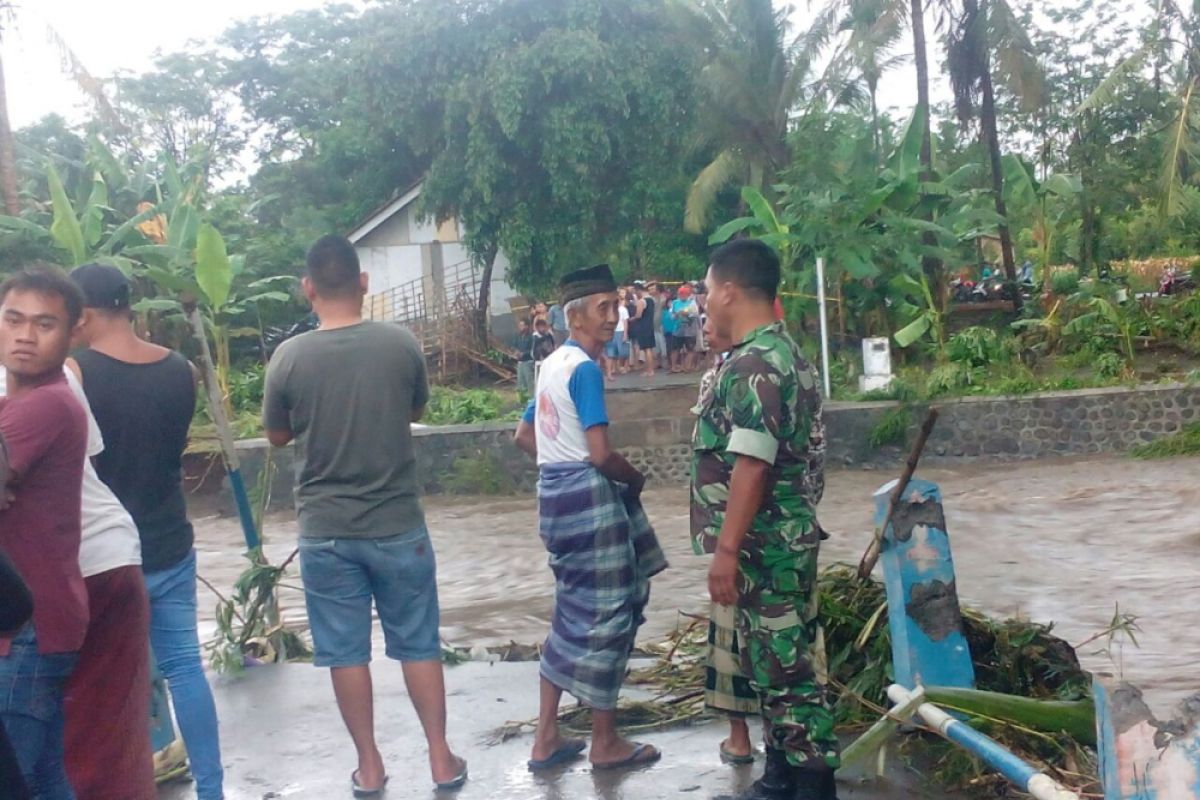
719, 741, 756, 765
351, 770, 388, 797
434, 758, 469, 792
592, 742, 662, 771
528, 739, 587, 772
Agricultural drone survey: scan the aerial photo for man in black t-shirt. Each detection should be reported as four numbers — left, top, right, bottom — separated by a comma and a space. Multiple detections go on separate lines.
68, 264, 224, 800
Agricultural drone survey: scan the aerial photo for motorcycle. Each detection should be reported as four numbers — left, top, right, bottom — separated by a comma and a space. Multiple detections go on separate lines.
263, 315, 319, 355
950, 277, 977, 303
1159, 267, 1196, 296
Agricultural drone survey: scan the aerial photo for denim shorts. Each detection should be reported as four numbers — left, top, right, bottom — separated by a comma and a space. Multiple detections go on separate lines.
299, 526, 441, 667
605, 330, 629, 359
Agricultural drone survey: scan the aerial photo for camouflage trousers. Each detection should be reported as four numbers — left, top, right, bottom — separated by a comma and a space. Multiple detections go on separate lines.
735, 540, 841, 770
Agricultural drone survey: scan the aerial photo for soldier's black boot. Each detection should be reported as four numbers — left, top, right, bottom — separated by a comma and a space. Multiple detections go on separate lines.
793, 768, 839, 800
729, 747, 796, 800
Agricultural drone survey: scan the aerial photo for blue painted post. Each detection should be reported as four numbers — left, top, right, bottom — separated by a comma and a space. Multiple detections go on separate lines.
873, 478, 975, 690
1094, 675, 1200, 799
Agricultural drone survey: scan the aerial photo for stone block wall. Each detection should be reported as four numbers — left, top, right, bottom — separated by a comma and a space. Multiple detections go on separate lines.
823, 383, 1200, 468
206, 383, 1200, 510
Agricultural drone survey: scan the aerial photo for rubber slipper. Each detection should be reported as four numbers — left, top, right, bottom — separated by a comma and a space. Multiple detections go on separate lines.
351, 770, 388, 797
434, 757, 468, 791
719, 742, 756, 765
528, 739, 587, 772
592, 742, 662, 771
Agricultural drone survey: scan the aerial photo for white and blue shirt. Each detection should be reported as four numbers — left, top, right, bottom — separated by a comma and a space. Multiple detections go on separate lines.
522, 341, 608, 466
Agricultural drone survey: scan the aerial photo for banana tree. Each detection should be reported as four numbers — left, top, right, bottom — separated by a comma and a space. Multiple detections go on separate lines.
0, 162, 160, 270
892, 272, 947, 357
1002, 155, 1081, 294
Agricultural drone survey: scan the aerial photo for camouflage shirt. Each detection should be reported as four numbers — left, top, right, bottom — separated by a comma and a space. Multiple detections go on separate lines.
690, 321, 825, 556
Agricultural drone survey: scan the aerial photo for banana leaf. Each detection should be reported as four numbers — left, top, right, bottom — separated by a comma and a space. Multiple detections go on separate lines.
923, 685, 1095, 746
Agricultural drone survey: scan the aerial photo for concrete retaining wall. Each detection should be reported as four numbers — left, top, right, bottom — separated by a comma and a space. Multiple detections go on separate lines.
202, 383, 1200, 512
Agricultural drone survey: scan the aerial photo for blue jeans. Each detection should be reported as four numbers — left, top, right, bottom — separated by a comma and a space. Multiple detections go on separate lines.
144, 550, 224, 800
0, 625, 78, 800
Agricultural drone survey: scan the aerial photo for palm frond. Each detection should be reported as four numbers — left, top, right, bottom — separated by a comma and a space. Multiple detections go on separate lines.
45, 24, 127, 134
1160, 80, 1198, 217
686, 149, 744, 234
987, 0, 1046, 111
1077, 47, 1150, 114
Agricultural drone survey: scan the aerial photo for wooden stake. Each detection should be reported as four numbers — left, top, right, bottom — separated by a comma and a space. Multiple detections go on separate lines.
856, 408, 939, 581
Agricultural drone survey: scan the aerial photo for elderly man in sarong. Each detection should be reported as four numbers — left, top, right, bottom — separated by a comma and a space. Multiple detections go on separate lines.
515, 264, 668, 773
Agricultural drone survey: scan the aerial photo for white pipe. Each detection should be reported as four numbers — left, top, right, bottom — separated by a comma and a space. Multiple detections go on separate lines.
886, 685, 1079, 800
815, 257, 832, 399
841, 685, 925, 768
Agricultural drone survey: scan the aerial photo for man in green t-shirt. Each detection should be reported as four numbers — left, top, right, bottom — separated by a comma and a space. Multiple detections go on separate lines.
692, 239, 840, 800
263, 236, 467, 795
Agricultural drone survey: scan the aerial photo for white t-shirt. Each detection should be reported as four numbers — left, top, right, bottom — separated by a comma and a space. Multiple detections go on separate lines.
616, 304, 629, 333
0, 367, 141, 577
523, 342, 609, 466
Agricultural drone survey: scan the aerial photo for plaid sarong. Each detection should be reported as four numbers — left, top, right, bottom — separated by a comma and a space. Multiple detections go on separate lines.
537, 462, 668, 710
705, 601, 758, 715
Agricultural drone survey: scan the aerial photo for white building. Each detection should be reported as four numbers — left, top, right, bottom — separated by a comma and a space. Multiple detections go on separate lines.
347, 182, 521, 328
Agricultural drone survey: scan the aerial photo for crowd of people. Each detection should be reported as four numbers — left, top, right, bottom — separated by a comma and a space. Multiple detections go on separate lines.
514, 281, 725, 395
0, 235, 836, 800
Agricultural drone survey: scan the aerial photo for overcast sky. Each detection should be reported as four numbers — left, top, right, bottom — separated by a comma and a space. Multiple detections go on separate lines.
4, 0, 1145, 134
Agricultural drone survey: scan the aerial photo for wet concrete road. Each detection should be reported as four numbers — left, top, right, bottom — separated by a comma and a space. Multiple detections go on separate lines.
193, 454, 1200, 718
160, 661, 963, 800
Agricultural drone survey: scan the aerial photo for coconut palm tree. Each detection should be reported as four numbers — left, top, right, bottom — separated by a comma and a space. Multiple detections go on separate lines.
942, 0, 1045, 308
842, 0, 908, 156
683, 0, 840, 233
0, 7, 120, 216
1081, 0, 1199, 217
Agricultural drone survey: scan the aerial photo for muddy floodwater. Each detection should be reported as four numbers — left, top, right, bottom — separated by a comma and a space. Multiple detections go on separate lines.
192, 455, 1200, 715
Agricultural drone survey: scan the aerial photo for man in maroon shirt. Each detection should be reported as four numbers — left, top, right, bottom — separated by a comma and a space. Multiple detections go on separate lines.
0, 266, 89, 799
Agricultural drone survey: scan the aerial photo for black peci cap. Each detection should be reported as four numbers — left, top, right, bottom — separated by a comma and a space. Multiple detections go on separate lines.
558, 264, 617, 306
69, 263, 132, 310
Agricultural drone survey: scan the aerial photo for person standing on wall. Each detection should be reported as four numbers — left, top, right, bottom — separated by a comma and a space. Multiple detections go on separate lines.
0, 266, 89, 799
693, 240, 841, 800
650, 283, 668, 371
629, 282, 657, 378
263, 235, 467, 796
514, 317, 535, 399
548, 301, 569, 348
68, 264, 226, 800
669, 285, 699, 373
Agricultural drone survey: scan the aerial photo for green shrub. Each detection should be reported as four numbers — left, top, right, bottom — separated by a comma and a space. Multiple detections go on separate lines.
926, 362, 977, 397
856, 375, 920, 403
867, 407, 910, 448
423, 387, 519, 425
1046, 375, 1082, 391
1094, 352, 1124, 379
947, 327, 1009, 369
442, 452, 518, 495
1050, 269, 1081, 296
990, 367, 1039, 396
228, 363, 266, 416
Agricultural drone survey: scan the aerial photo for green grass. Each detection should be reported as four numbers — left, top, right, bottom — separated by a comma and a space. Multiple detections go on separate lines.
867, 406, 910, 448
1130, 423, 1200, 459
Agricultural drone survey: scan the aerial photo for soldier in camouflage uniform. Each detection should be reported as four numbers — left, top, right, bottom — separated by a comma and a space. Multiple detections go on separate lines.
692, 239, 840, 800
